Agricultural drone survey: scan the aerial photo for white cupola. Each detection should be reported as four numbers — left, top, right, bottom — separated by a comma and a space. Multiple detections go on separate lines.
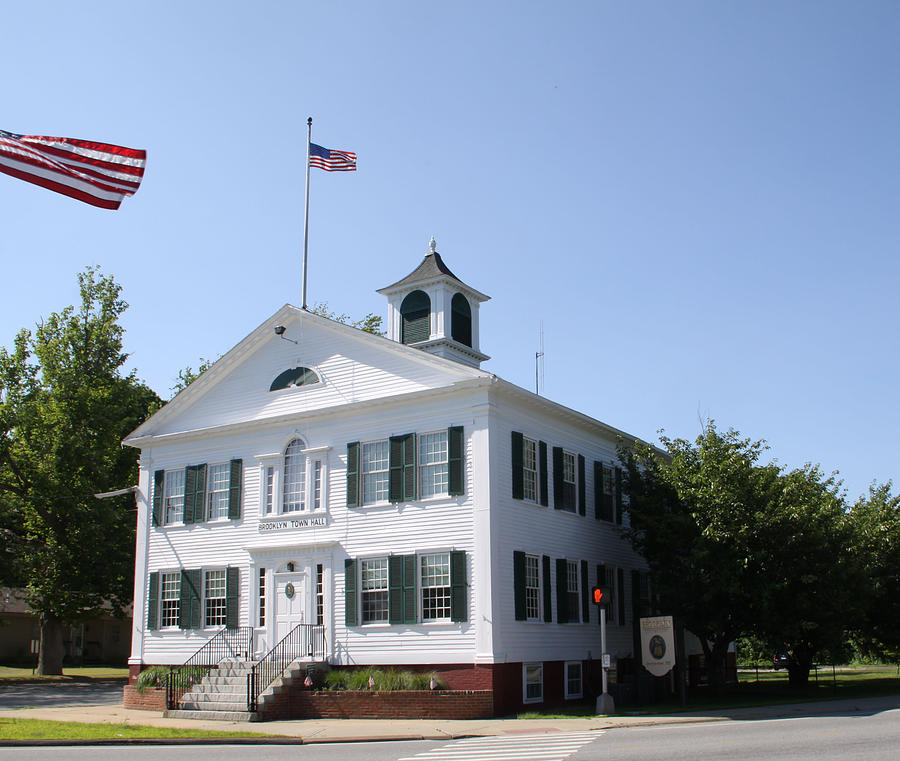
377, 238, 490, 368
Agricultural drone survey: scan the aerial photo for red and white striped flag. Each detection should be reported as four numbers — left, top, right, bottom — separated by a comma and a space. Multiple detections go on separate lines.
0, 130, 146, 210
308, 142, 356, 172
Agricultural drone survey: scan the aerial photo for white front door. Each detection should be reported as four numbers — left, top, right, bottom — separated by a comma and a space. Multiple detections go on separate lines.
274, 573, 305, 644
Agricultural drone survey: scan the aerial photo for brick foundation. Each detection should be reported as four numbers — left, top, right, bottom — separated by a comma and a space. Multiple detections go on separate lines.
123, 685, 167, 711
261, 689, 493, 720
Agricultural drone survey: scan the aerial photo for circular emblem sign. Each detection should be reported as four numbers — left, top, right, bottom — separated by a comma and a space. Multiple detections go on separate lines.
649, 634, 666, 660
285, 583, 295, 599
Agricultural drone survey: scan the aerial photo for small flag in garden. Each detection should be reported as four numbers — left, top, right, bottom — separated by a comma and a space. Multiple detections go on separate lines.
308, 142, 356, 172
0, 130, 146, 209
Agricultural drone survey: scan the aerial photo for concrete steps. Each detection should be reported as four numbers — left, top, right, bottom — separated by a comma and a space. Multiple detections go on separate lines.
164, 659, 325, 722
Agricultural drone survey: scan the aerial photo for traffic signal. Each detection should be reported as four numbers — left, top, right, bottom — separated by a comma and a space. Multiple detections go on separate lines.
591, 586, 610, 607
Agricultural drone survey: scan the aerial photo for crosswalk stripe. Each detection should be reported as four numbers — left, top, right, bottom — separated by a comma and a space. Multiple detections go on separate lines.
398, 731, 603, 761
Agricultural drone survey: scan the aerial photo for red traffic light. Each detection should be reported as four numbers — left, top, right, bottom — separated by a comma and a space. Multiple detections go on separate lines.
592, 586, 611, 607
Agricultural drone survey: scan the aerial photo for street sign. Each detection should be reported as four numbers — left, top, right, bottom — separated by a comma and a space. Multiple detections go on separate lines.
640, 615, 676, 677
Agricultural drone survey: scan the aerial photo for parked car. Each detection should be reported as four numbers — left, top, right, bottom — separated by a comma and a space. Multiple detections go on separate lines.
772, 653, 792, 670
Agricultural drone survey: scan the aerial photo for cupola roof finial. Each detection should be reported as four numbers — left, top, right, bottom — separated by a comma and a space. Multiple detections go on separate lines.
429, 236, 437, 254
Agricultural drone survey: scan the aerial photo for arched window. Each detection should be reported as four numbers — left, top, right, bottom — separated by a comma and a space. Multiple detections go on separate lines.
451, 293, 472, 347
282, 439, 307, 513
269, 367, 319, 392
400, 290, 431, 345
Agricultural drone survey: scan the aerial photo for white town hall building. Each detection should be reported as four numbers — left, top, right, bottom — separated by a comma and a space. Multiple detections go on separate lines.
125, 242, 652, 715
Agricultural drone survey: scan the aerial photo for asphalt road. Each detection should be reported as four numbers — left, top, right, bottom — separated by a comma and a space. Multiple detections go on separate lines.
0, 681, 125, 710
3, 706, 900, 761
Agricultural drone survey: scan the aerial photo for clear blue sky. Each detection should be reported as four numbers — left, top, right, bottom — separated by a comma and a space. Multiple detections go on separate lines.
2, 1, 897, 501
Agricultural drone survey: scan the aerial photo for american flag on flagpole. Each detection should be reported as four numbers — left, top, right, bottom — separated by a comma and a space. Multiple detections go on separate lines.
0, 130, 146, 210
308, 142, 356, 172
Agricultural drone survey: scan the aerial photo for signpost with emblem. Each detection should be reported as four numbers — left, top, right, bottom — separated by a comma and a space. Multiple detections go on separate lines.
640, 616, 676, 676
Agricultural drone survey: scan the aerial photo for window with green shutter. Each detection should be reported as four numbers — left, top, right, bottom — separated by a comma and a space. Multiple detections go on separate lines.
595, 463, 614, 521
542, 555, 552, 622
581, 560, 590, 624
615, 467, 623, 524
578, 455, 586, 516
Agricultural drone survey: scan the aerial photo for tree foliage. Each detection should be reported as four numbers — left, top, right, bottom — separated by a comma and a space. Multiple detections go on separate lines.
849, 482, 900, 661
310, 301, 384, 335
621, 422, 860, 688
0, 268, 160, 673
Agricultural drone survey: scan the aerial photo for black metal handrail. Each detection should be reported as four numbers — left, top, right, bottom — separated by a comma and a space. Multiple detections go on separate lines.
165, 626, 253, 710
248, 623, 326, 712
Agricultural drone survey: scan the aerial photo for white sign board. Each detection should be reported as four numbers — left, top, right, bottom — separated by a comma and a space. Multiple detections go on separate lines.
640, 615, 676, 677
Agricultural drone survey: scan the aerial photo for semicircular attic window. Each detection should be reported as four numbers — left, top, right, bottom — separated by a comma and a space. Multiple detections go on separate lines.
269, 367, 320, 392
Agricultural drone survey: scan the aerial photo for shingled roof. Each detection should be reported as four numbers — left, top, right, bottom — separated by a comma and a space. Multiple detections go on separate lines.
378, 251, 466, 293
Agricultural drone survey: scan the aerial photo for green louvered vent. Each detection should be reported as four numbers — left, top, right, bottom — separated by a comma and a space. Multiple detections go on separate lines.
400, 290, 431, 345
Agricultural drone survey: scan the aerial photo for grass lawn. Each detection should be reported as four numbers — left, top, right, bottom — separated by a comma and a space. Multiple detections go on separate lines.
518, 666, 900, 718
0, 666, 128, 682
0, 718, 278, 740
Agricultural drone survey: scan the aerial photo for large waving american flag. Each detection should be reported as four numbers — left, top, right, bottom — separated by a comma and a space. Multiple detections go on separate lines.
308, 142, 356, 172
0, 130, 146, 209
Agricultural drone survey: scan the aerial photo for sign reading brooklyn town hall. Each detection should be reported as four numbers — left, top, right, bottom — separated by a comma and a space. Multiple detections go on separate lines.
640, 616, 676, 677
258, 516, 328, 533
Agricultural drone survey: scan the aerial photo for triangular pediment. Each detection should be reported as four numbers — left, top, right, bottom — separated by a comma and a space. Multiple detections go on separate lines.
125, 305, 490, 444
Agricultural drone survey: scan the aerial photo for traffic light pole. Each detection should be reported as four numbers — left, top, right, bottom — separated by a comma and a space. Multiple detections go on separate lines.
597, 607, 615, 715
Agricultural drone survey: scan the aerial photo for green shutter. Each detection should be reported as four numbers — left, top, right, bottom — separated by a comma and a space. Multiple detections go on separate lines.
578, 455, 586, 516
511, 431, 524, 500
450, 551, 467, 622
226, 567, 240, 629
581, 560, 590, 624
147, 571, 159, 630
513, 551, 526, 621
556, 558, 568, 623
389, 433, 416, 502
593, 462, 602, 520
403, 433, 416, 500
542, 555, 552, 622
403, 554, 417, 624
618, 567, 626, 625
180, 569, 202, 629
184, 464, 207, 524
615, 467, 623, 524
552, 447, 564, 510
448, 426, 464, 496
346, 442, 360, 507
344, 559, 358, 626
539, 442, 549, 506
389, 555, 404, 624
228, 459, 242, 519
152, 470, 164, 526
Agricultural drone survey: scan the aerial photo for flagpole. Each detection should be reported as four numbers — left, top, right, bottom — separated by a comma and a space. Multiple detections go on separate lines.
301, 117, 313, 310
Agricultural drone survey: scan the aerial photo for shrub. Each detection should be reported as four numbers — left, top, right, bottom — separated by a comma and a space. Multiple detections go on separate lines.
322, 667, 447, 691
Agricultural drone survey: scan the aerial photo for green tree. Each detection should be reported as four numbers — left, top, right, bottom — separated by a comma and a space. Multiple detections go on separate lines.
849, 482, 900, 663
0, 268, 160, 674
621, 422, 858, 690
621, 424, 779, 692
755, 463, 858, 686
310, 301, 384, 335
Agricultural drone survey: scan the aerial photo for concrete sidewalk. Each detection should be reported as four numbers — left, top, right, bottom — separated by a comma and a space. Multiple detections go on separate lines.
2, 695, 899, 744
